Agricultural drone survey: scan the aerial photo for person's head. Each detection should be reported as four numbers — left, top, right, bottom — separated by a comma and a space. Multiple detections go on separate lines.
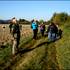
11, 17, 17, 24
36, 20, 39, 24
31, 19, 34, 23
34, 20, 37, 24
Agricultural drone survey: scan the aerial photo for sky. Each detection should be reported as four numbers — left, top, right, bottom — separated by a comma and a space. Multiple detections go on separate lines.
0, 1, 70, 21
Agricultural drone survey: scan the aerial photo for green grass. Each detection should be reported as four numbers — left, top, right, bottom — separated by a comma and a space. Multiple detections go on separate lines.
55, 26, 70, 69
0, 25, 70, 70
0, 44, 11, 70
0, 35, 32, 70
11, 37, 48, 70
12, 25, 70, 70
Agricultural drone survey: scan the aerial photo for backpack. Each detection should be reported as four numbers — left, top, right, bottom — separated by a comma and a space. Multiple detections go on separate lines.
11, 24, 20, 39
49, 26, 54, 32
12, 24, 20, 33
49, 25, 58, 33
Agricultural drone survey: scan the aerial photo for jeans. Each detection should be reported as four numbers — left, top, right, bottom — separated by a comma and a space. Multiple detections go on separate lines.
40, 30, 45, 37
48, 32, 56, 41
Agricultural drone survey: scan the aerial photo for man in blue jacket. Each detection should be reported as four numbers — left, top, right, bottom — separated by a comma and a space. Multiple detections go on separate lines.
31, 19, 38, 40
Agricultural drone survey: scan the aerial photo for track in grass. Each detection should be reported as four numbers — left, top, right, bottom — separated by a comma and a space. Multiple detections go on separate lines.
4, 36, 60, 70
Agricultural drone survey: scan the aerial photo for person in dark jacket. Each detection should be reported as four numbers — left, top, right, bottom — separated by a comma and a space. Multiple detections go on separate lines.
10, 17, 20, 55
31, 19, 38, 40
47, 22, 58, 41
40, 22, 45, 37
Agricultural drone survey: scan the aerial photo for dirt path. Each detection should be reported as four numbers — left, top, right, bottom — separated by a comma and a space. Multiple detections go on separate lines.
4, 37, 60, 70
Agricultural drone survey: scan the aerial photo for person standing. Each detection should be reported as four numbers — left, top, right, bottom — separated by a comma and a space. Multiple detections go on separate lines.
9, 17, 20, 55
47, 22, 58, 41
31, 20, 38, 40
40, 22, 45, 37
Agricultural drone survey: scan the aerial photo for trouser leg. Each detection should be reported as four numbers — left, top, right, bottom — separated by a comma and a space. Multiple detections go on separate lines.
12, 39, 17, 55
33, 30, 35, 39
51, 33, 56, 41
33, 29, 38, 39
48, 32, 52, 41
16, 38, 20, 50
42, 31, 44, 36
33, 30, 36, 39
16, 34, 20, 49
34, 30, 36, 39
35, 29, 38, 39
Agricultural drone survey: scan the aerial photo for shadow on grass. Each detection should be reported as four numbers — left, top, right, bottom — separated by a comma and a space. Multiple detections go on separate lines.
18, 37, 61, 55
4, 36, 61, 70
19, 33, 42, 48
16, 36, 61, 69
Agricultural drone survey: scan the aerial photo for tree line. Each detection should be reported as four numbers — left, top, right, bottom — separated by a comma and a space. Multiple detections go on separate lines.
0, 12, 70, 25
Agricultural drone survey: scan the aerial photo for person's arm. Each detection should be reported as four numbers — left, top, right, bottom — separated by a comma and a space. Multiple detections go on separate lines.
9, 24, 13, 33
44, 25, 45, 30
36, 24, 38, 29
37, 24, 38, 27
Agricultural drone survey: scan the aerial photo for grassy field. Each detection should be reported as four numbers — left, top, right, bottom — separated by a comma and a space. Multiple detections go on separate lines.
0, 24, 70, 70
0, 24, 32, 70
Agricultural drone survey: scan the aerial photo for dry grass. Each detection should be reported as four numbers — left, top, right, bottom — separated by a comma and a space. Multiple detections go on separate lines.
0, 24, 32, 46
0, 24, 33, 70
0, 24, 70, 70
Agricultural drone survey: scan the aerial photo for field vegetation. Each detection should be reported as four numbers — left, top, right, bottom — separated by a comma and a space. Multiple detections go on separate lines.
0, 12, 70, 70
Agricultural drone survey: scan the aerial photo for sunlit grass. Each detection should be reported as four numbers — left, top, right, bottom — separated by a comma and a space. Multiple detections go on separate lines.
55, 26, 70, 69
0, 24, 70, 70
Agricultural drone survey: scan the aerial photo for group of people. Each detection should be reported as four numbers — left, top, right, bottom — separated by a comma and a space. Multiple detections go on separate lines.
9, 18, 62, 56
31, 20, 46, 39
31, 19, 62, 41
